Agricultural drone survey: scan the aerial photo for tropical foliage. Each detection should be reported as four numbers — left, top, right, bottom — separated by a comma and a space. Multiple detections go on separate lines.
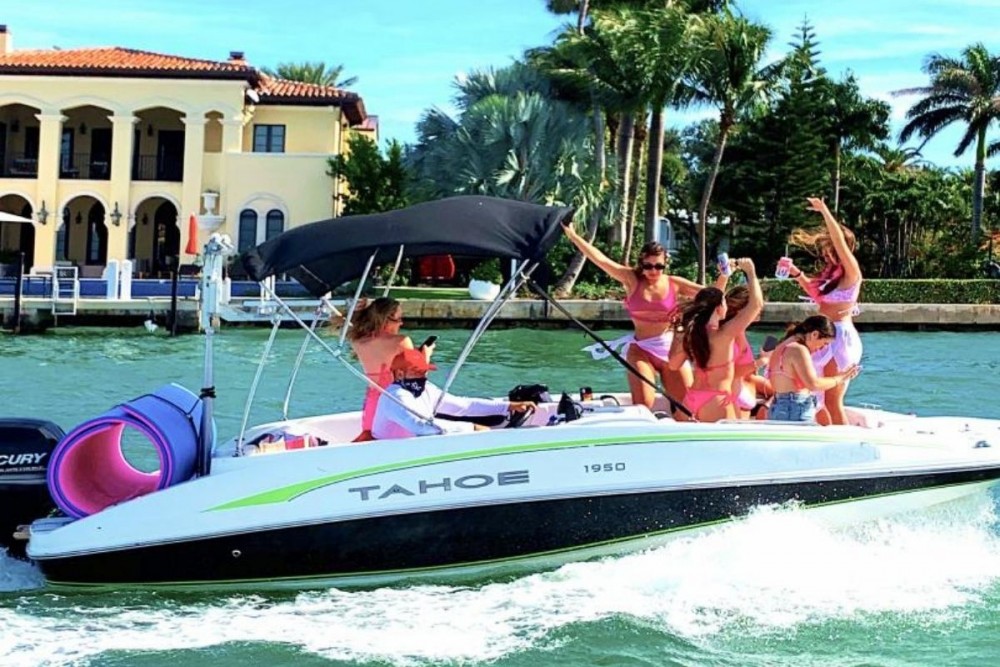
327, 134, 409, 216
262, 61, 358, 87
895, 43, 1000, 240
333, 3, 1000, 294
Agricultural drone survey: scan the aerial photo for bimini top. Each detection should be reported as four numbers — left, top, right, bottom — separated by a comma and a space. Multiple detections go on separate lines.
241, 196, 575, 295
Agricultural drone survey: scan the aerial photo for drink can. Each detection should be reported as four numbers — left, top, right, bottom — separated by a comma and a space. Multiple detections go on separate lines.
717, 252, 731, 277
775, 256, 792, 280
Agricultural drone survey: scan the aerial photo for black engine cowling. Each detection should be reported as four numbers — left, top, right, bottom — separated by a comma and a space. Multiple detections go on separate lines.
0, 418, 63, 558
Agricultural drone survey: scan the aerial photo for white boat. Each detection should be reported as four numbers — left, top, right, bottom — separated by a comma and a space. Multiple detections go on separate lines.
2, 196, 999, 590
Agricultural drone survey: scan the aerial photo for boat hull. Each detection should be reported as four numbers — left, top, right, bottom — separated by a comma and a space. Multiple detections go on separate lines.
35, 466, 1000, 589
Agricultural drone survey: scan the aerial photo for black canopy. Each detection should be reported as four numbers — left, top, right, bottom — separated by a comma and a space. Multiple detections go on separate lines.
241, 196, 575, 295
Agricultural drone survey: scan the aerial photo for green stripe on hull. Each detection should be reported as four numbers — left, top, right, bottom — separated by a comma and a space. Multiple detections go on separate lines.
209, 431, 870, 511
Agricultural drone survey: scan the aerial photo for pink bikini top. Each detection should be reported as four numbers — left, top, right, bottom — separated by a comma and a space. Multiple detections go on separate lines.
771, 344, 806, 391
733, 334, 753, 367
624, 281, 677, 323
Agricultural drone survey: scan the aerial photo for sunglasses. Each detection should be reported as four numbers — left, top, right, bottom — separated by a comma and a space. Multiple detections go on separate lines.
388, 316, 403, 323
641, 262, 667, 271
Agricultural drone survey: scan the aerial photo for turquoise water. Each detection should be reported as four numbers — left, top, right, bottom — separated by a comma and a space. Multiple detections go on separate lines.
2, 327, 1000, 666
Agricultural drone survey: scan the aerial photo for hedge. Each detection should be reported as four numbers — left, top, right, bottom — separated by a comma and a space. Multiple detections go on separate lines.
569, 279, 1000, 304
762, 279, 1000, 304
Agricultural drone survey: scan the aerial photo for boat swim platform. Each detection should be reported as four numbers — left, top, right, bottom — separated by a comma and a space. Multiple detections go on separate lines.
3, 296, 1000, 333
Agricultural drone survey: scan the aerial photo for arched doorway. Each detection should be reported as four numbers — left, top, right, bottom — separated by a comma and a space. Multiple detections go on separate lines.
152, 202, 180, 275
0, 195, 36, 273
130, 197, 178, 277
60, 196, 107, 271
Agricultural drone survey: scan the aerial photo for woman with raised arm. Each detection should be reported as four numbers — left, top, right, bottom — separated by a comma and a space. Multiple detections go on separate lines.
563, 222, 724, 411
767, 316, 861, 423
784, 197, 863, 425
342, 297, 434, 441
676, 258, 763, 422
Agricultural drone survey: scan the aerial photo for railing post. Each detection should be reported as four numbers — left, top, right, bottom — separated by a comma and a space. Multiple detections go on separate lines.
11, 251, 24, 334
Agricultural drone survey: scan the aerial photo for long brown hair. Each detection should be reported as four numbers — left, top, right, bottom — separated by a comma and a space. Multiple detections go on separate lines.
781, 314, 836, 342
347, 297, 401, 342
722, 285, 749, 324
677, 287, 724, 369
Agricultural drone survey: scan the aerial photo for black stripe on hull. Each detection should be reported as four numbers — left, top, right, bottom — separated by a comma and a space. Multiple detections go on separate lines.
38, 467, 1000, 586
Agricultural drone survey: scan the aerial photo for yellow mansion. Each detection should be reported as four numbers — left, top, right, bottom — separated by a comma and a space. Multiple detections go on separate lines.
0, 24, 373, 277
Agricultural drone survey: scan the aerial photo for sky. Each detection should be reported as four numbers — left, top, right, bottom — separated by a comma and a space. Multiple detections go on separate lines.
4, 0, 1000, 168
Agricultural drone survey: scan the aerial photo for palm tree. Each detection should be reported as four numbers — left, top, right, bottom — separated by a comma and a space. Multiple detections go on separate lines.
684, 13, 778, 282
408, 63, 601, 209
824, 74, 890, 214
895, 43, 1000, 239
262, 61, 358, 88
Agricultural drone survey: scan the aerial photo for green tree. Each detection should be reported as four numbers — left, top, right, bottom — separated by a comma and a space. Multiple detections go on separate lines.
327, 134, 408, 216
684, 12, 778, 281
262, 61, 358, 87
822, 74, 890, 215
408, 63, 602, 208
895, 43, 1000, 239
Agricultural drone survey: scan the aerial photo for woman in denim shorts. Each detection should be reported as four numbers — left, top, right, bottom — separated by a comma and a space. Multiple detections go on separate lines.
768, 316, 860, 423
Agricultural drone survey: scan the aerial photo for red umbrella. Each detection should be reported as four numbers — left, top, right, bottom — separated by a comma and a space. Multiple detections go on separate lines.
184, 214, 199, 255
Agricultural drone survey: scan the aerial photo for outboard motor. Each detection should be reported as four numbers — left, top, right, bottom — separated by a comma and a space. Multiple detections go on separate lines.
0, 418, 63, 558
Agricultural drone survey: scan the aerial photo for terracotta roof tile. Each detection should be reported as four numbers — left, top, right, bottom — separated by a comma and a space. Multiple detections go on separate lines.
0, 46, 251, 78
254, 75, 366, 124
0, 46, 367, 125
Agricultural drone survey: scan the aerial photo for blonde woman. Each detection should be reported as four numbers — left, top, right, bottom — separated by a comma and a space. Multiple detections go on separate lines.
785, 198, 863, 425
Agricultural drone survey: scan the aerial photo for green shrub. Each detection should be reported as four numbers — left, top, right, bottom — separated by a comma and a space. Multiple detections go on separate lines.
470, 258, 502, 283
565, 278, 1000, 304
763, 279, 1000, 304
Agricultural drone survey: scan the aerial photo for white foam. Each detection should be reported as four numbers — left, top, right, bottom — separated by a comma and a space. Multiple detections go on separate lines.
2, 498, 1000, 664
0, 549, 44, 593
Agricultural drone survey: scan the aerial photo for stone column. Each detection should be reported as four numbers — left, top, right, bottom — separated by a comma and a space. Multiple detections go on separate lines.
217, 117, 245, 237
181, 115, 207, 257
107, 114, 137, 262
33, 112, 66, 268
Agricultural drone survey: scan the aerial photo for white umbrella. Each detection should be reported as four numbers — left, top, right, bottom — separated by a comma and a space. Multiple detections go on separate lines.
0, 211, 35, 224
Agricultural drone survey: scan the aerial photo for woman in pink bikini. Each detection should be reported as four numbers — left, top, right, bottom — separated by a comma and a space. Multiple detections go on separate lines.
768, 316, 861, 422
785, 197, 863, 425
344, 298, 434, 441
675, 258, 762, 422
722, 286, 763, 419
563, 222, 724, 410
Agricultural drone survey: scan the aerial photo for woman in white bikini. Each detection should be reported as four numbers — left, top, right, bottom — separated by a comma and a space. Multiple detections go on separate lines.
785, 197, 863, 425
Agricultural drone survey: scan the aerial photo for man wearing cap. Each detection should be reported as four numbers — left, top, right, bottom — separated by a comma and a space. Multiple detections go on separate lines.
371, 349, 536, 439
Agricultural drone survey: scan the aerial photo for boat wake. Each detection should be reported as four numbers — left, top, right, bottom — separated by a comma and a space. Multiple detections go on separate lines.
2, 495, 1000, 665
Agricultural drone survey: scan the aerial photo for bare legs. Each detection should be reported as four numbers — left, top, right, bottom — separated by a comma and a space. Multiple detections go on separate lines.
823, 358, 849, 425
625, 345, 690, 415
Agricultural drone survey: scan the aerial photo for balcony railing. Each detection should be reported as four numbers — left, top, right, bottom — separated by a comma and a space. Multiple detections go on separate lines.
59, 152, 111, 180
132, 154, 184, 182
0, 153, 39, 178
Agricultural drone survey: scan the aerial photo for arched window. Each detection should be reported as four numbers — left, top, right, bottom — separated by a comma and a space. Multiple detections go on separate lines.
265, 209, 284, 241
238, 209, 258, 253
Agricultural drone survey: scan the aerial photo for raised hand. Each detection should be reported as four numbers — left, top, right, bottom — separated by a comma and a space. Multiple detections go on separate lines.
806, 197, 831, 216
735, 257, 756, 274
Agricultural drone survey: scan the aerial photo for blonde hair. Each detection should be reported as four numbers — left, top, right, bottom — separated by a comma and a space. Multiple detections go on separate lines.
790, 224, 856, 257
347, 297, 401, 342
